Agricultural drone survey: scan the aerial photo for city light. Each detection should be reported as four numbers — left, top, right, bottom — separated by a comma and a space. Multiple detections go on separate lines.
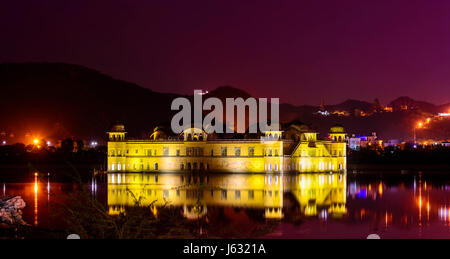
33, 139, 39, 145
46, 141, 51, 146
417, 122, 423, 128
1, 141, 5, 145
91, 141, 98, 147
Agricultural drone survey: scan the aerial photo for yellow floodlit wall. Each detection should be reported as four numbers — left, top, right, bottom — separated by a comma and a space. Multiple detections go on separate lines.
107, 126, 347, 174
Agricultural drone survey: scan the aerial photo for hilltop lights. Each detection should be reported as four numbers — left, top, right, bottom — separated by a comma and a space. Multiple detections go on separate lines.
32, 139, 42, 149
414, 121, 424, 144
2, 141, 6, 145
91, 141, 98, 147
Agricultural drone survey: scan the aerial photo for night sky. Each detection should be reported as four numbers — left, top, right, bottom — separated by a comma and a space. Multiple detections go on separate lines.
1, 0, 450, 105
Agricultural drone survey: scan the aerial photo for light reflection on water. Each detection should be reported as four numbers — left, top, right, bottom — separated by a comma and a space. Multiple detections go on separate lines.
1, 173, 54, 229
106, 172, 346, 220
2, 171, 450, 238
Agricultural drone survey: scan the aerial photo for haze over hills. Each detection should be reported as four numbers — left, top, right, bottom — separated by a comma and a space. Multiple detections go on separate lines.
0, 63, 449, 144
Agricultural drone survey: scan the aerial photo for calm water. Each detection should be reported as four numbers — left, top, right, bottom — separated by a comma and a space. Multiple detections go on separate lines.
2, 170, 450, 238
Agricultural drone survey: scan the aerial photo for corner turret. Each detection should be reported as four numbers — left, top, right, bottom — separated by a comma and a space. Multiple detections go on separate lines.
107, 122, 127, 141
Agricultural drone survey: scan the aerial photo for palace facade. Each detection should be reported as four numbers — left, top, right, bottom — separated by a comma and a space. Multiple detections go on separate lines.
107, 123, 347, 174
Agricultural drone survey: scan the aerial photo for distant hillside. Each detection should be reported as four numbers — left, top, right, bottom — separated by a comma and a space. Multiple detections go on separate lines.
390, 96, 438, 113
326, 99, 373, 113
0, 63, 449, 143
439, 103, 450, 112
0, 63, 179, 142
206, 86, 253, 100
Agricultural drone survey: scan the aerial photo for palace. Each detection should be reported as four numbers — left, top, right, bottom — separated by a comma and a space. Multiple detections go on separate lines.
107, 123, 347, 173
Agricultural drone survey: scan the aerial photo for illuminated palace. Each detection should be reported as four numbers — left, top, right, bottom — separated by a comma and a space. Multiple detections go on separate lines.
107, 123, 347, 174
107, 172, 347, 219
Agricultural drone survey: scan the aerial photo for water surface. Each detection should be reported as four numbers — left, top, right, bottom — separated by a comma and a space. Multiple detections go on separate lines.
2, 170, 450, 238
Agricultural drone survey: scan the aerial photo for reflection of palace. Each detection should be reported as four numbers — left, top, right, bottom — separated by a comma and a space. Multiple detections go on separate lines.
106, 123, 346, 173
107, 172, 347, 219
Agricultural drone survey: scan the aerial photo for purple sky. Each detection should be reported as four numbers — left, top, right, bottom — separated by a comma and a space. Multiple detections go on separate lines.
1, 0, 450, 105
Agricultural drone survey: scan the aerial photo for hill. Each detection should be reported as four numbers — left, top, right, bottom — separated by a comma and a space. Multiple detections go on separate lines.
389, 96, 438, 113
0, 63, 449, 143
0, 63, 179, 142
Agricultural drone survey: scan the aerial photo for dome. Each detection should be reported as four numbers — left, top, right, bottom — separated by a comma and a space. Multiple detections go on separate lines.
330, 125, 345, 133
182, 127, 205, 134
109, 122, 126, 132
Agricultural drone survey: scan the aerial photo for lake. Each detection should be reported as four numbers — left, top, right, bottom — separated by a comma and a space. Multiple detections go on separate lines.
2, 170, 450, 238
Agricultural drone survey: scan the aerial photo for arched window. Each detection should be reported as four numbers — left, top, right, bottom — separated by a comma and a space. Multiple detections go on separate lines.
111, 163, 115, 171
181, 164, 184, 170
154, 163, 158, 170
